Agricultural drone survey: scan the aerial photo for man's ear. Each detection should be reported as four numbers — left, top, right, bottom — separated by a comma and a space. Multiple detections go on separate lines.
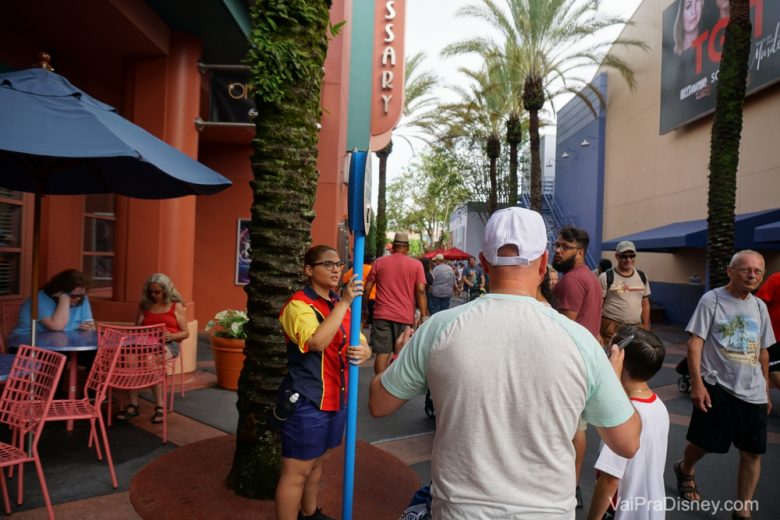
479, 252, 490, 275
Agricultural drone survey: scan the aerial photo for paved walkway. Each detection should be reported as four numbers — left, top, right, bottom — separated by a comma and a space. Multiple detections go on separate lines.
10, 317, 780, 519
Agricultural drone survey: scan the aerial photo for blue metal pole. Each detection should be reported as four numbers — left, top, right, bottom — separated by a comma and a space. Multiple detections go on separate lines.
342, 232, 364, 520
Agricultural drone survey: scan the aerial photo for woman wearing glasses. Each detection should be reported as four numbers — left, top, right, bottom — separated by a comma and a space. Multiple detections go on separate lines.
275, 245, 371, 520
13, 268, 95, 335
116, 272, 188, 423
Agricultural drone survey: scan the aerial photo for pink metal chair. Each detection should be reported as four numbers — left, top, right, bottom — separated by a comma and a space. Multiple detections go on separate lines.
104, 323, 168, 443
166, 340, 186, 412
43, 327, 125, 488
0, 345, 66, 520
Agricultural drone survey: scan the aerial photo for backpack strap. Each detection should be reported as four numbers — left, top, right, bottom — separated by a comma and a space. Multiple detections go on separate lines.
605, 268, 647, 291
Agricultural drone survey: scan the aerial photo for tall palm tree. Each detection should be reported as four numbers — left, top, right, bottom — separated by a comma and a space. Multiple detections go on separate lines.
449, 0, 646, 211
443, 41, 525, 207
706, 0, 751, 288
227, 0, 333, 499
443, 65, 507, 215
374, 52, 438, 258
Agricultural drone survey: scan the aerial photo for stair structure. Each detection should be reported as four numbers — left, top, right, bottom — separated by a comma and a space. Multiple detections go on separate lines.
520, 184, 597, 269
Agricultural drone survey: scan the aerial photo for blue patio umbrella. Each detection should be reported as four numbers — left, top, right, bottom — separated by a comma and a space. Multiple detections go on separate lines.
0, 67, 232, 342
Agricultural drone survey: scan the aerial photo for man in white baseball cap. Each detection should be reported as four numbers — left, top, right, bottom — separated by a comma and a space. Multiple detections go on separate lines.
370, 207, 640, 518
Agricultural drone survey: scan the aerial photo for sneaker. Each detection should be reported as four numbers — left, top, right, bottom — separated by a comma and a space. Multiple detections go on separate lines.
298, 508, 334, 520
576, 486, 583, 509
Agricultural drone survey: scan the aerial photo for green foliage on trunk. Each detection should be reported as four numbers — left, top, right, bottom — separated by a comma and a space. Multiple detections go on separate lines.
707, 0, 751, 288
228, 0, 332, 499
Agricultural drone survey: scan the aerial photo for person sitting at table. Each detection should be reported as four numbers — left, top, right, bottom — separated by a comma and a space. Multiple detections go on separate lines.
116, 273, 188, 424
13, 269, 96, 335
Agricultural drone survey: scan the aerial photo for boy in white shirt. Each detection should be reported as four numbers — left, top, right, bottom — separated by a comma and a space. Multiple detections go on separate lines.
588, 326, 670, 520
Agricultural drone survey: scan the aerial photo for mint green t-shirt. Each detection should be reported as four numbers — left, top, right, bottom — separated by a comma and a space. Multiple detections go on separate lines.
381, 294, 634, 519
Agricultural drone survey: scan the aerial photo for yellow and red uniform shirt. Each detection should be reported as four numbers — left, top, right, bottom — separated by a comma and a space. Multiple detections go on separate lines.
279, 285, 360, 411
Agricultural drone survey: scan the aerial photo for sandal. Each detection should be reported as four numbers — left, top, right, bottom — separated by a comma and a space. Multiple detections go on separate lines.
116, 404, 139, 421
674, 460, 701, 501
151, 406, 164, 424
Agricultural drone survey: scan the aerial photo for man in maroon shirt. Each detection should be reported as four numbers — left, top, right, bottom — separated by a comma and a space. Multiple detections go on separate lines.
552, 226, 603, 340
552, 225, 603, 509
365, 233, 428, 375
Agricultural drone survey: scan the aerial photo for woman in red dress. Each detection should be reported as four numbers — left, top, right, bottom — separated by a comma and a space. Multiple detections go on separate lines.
117, 273, 189, 423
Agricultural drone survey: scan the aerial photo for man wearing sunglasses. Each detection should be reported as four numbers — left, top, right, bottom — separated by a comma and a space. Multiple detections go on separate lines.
599, 241, 651, 342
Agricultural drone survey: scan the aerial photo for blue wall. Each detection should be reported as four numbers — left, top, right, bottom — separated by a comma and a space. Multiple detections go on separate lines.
650, 281, 705, 325
554, 74, 608, 264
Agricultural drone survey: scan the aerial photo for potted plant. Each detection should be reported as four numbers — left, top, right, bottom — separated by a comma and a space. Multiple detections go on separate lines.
206, 309, 248, 391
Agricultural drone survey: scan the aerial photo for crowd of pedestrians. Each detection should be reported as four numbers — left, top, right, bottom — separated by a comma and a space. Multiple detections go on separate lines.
271, 208, 777, 520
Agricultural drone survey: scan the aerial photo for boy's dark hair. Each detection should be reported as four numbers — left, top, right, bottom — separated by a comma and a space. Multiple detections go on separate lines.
612, 324, 665, 382
558, 226, 590, 250
598, 258, 613, 273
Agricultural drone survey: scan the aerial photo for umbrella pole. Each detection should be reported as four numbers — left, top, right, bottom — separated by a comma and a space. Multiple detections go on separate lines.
25, 188, 43, 457
30, 188, 42, 347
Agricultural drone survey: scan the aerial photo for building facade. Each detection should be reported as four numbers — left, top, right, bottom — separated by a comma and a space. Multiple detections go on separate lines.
561, 0, 780, 322
0, 1, 359, 359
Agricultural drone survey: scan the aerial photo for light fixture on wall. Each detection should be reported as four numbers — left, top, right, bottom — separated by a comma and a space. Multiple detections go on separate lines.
561, 152, 570, 159
580, 138, 590, 147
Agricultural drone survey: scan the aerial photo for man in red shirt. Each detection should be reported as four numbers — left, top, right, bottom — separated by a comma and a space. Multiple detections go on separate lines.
365, 233, 428, 374
756, 271, 780, 392
551, 225, 603, 509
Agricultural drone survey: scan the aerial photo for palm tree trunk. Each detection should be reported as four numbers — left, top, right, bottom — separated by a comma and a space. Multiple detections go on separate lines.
506, 114, 521, 207
523, 76, 544, 212
228, 0, 332, 498
486, 135, 500, 215
706, 0, 750, 288
375, 140, 392, 259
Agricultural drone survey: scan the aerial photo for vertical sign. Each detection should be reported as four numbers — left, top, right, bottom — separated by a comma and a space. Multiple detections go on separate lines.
370, 0, 407, 151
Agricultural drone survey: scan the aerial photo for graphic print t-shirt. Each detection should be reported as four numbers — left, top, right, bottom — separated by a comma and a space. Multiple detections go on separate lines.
686, 288, 775, 403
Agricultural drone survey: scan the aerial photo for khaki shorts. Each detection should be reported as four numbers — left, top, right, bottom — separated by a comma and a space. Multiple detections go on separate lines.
371, 319, 411, 355
600, 317, 641, 346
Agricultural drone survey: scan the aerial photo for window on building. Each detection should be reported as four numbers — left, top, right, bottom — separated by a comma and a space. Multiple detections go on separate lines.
0, 189, 23, 296
83, 195, 115, 290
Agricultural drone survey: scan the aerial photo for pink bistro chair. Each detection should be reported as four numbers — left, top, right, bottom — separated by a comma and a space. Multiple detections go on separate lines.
43, 327, 125, 489
166, 339, 186, 412
0, 345, 66, 520
103, 324, 168, 443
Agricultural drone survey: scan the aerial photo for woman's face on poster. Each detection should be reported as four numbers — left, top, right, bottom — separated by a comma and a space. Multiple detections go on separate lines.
683, 0, 704, 34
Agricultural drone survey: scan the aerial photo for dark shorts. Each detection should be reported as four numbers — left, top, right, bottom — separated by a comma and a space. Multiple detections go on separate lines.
280, 398, 346, 460
769, 342, 780, 372
371, 319, 411, 355
686, 380, 767, 454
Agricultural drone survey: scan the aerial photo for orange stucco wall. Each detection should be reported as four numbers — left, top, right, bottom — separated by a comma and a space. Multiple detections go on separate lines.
2, 1, 354, 333
194, 143, 253, 326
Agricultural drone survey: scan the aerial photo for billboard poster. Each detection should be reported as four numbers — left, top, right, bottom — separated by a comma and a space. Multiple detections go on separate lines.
660, 0, 780, 134
235, 219, 251, 285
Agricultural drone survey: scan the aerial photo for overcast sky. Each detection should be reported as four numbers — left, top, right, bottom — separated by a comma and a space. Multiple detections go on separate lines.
370, 0, 643, 199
